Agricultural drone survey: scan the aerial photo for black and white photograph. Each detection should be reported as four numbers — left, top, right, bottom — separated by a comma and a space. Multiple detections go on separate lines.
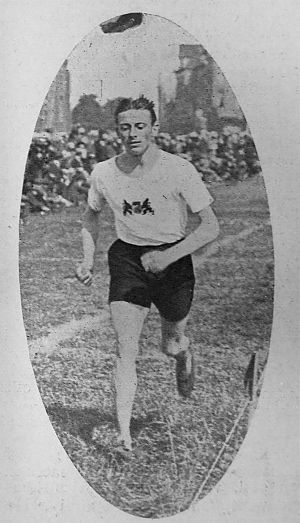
1, 2, 299, 522
18, 11, 274, 519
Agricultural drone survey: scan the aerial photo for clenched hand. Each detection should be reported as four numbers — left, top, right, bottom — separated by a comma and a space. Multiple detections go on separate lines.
75, 264, 93, 286
140, 250, 171, 274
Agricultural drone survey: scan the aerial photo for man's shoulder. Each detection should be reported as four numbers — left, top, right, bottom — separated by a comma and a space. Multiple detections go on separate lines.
91, 157, 116, 179
159, 150, 196, 173
161, 150, 193, 169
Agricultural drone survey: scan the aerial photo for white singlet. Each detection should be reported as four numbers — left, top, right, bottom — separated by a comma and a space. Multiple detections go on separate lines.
88, 149, 213, 246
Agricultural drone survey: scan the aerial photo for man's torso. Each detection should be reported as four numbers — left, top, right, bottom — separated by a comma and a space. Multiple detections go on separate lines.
88, 149, 213, 246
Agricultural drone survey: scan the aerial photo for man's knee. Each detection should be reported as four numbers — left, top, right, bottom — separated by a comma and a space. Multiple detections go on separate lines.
162, 334, 189, 357
116, 336, 139, 363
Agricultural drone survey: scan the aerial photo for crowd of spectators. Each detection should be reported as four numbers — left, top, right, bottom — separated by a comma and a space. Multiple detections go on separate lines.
21, 123, 261, 219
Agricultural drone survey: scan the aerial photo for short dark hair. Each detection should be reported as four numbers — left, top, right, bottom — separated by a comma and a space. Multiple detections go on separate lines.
115, 95, 157, 126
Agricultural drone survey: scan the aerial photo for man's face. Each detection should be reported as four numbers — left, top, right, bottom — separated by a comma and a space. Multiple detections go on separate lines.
116, 109, 155, 157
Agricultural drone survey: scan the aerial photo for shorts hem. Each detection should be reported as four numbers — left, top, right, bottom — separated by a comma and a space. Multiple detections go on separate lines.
158, 310, 192, 322
108, 297, 151, 310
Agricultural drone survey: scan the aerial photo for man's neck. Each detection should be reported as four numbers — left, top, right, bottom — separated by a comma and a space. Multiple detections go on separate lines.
117, 144, 159, 174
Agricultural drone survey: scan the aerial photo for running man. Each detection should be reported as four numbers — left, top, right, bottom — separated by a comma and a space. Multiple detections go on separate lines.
76, 96, 219, 453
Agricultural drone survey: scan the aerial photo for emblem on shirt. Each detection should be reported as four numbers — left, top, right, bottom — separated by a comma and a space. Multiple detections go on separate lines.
122, 198, 155, 216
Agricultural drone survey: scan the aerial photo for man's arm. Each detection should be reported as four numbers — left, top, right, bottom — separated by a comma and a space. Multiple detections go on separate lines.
76, 206, 101, 285
141, 206, 219, 274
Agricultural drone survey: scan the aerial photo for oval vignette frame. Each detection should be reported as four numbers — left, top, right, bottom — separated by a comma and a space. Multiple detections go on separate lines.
17, 8, 278, 517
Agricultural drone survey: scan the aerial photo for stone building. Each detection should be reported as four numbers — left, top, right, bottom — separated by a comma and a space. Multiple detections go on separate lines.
35, 60, 71, 134
159, 44, 244, 134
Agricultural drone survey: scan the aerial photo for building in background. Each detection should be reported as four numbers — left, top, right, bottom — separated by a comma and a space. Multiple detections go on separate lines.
35, 60, 71, 134
159, 44, 244, 134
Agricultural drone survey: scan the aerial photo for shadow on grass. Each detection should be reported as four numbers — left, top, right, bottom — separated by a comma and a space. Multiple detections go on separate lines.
46, 403, 163, 447
46, 403, 113, 444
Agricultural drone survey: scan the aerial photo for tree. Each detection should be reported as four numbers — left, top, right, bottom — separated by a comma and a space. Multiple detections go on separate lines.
72, 94, 103, 131
98, 98, 124, 131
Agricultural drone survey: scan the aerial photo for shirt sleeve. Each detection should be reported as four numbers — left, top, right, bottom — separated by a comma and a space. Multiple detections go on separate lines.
179, 161, 214, 212
87, 168, 104, 211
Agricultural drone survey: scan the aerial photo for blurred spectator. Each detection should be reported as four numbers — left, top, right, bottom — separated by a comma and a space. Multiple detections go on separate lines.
94, 130, 111, 162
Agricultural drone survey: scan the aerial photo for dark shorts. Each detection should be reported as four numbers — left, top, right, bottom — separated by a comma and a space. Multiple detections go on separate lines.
108, 239, 195, 322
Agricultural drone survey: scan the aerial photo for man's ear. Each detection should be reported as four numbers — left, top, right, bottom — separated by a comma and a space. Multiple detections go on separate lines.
152, 121, 160, 137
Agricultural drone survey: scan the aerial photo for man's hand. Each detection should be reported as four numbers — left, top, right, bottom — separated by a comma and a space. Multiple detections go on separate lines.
75, 263, 93, 286
141, 250, 171, 274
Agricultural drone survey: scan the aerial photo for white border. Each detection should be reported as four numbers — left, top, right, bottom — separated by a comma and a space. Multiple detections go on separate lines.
1, 1, 299, 521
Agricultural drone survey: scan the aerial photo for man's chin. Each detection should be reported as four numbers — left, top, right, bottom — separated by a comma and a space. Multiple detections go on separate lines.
127, 147, 144, 156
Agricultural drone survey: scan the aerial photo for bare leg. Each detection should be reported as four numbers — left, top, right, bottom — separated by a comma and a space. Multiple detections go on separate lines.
161, 315, 190, 357
161, 315, 195, 397
110, 301, 149, 449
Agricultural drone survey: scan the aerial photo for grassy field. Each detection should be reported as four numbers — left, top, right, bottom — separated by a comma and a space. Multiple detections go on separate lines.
19, 175, 274, 518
